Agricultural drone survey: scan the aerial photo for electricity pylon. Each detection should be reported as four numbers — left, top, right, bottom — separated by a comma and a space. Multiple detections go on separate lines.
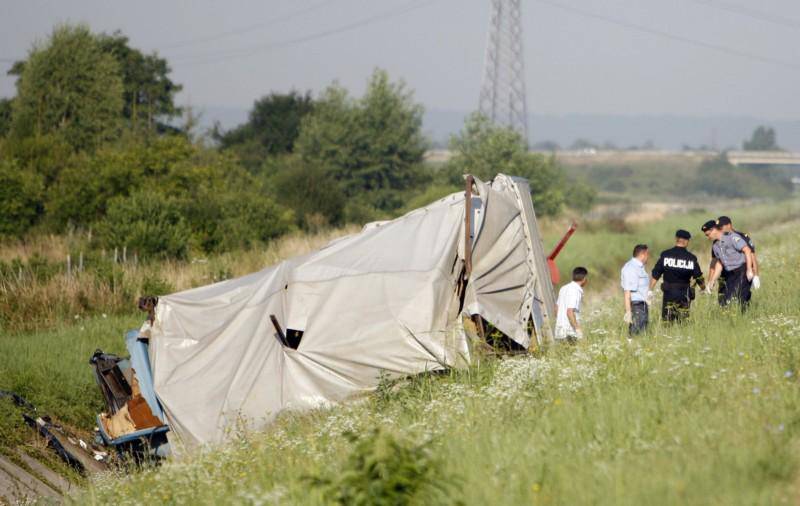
478, 0, 529, 144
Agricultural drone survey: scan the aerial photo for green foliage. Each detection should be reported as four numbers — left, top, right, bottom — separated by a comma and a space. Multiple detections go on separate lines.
97, 31, 183, 132
402, 184, 461, 213
295, 70, 428, 213
140, 273, 175, 296
215, 91, 314, 171
743, 125, 780, 151
309, 428, 456, 506
44, 135, 194, 229
447, 113, 528, 179
265, 156, 346, 229
446, 114, 593, 215
0, 132, 75, 186
204, 191, 295, 251
563, 177, 597, 212
96, 190, 192, 259
10, 24, 124, 152
42, 135, 294, 255
0, 159, 43, 237
0, 98, 12, 137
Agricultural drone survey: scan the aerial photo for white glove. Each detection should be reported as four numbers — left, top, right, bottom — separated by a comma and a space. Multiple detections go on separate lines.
705, 280, 716, 294
623, 312, 633, 325
746, 270, 754, 281
575, 328, 584, 340
646, 291, 655, 305
752, 275, 761, 290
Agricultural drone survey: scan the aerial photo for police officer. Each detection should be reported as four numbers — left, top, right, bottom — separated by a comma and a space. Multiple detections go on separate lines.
702, 220, 755, 311
708, 216, 761, 301
650, 230, 706, 322
716, 216, 760, 290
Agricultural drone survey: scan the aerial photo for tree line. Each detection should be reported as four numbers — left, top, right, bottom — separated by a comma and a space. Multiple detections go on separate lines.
0, 24, 594, 259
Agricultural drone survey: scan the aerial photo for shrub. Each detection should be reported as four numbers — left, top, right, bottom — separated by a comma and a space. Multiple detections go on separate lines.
0, 159, 44, 237
265, 156, 346, 229
211, 192, 295, 251
308, 428, 457, 506
140, 273, 175, 297
96, 190, 192, 259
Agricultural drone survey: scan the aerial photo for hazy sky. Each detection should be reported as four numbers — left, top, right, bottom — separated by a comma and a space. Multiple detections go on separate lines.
1, 0, 799, 120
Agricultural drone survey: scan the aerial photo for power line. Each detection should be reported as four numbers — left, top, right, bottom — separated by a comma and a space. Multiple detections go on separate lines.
688, 0, 800, 30
534, 0, 800, 71
173, 0, 438, 67
161, 0, 338, 51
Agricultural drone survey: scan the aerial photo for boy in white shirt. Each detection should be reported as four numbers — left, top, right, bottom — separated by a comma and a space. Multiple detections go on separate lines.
555, 267, 588, 343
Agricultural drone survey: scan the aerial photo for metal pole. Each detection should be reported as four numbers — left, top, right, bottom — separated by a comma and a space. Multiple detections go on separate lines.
464, 175, 474, 277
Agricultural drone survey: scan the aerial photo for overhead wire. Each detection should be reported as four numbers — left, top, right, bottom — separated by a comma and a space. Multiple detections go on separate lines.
534, 0, 800, 71
161, 0, 338, 51
171, 0, 439, 66
688, 0, 800, 30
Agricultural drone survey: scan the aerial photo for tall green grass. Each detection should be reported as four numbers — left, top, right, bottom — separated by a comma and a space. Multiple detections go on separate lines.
70, 203, 800, 504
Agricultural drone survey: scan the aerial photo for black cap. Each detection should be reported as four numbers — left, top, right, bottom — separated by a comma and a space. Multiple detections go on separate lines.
716, 216, 732, 226
676, 229, 691, 240
701, 220, 717, 232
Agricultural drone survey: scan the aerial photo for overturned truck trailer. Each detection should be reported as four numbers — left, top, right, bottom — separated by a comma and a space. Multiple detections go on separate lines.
95, 174, 558, 451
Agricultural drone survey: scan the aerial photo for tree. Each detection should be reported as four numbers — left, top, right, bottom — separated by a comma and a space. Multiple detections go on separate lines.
10, 24, 124, 152
743, 126, 780, 151
97, 32, 182, 132
214, 91, 314, 170
295, 70, 428, 213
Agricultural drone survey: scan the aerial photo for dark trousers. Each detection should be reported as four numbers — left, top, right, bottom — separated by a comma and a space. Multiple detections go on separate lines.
662, 286, 692, 322
630, 301, 649, 336
720, 266, 751, 312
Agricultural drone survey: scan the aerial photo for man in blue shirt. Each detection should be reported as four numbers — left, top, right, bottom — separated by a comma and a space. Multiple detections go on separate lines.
621, 244, 651, 336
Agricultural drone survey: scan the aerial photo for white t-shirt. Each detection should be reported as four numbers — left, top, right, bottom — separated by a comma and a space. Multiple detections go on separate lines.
555, 281, 583, 339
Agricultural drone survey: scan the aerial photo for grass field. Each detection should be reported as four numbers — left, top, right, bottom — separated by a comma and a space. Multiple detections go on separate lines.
1, 198, 799, 504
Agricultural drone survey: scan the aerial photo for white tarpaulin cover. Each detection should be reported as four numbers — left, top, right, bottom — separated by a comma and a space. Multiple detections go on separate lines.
147, 174, 555, 447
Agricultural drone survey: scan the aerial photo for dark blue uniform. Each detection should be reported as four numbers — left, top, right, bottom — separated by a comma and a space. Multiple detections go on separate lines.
652, 246, 705, 322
